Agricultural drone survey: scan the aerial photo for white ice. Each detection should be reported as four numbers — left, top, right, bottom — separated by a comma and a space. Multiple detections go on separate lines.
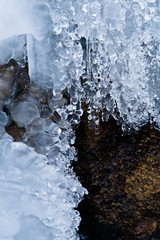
0, 137, 84, 240
0, 0, 50, 41
0, 0, 53, 87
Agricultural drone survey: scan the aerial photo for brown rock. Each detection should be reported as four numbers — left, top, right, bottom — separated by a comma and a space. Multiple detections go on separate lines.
0, 59, 19, 104
74, 109, 160, 240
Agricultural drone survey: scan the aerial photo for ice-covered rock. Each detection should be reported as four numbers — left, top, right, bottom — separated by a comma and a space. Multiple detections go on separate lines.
0, 59, 19, 105
10, 101, 39, 127
40, 105, 53, 118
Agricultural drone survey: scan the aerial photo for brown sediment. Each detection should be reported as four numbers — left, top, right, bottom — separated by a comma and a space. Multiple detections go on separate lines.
74, 108, 160, 240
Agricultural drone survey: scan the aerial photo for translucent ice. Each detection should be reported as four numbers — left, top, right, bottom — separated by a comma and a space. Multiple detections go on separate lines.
14, 216, 55, 240
0, 110, 8, 126
0, 0, 51, 41
10, 101, 39, 127
0, 35, 26, 66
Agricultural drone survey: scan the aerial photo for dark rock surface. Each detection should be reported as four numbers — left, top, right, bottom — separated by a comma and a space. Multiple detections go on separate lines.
74, 109, 160, 240
0, 59, 19, 105
6, 121, 25, 141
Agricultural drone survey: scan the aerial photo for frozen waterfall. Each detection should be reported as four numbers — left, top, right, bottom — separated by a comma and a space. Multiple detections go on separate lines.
0, 0, 160, 239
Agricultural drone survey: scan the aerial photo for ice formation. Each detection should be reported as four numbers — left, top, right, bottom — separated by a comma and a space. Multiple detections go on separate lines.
1, 0, 160, 239
0, 135, 84, 240
0, 1, 85, 239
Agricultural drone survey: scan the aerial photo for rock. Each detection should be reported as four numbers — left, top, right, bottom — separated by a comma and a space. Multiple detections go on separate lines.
0, 59, 19, 105
6, 121, 25, 142
74, 108, 160, 240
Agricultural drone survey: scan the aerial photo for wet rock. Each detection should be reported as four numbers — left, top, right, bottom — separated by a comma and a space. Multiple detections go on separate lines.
74, 109, 160, 240
0, 59, 19, 105
6, 121, 25, 142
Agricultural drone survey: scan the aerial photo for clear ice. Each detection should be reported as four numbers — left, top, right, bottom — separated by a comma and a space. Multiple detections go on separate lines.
1, 0, 160, 239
